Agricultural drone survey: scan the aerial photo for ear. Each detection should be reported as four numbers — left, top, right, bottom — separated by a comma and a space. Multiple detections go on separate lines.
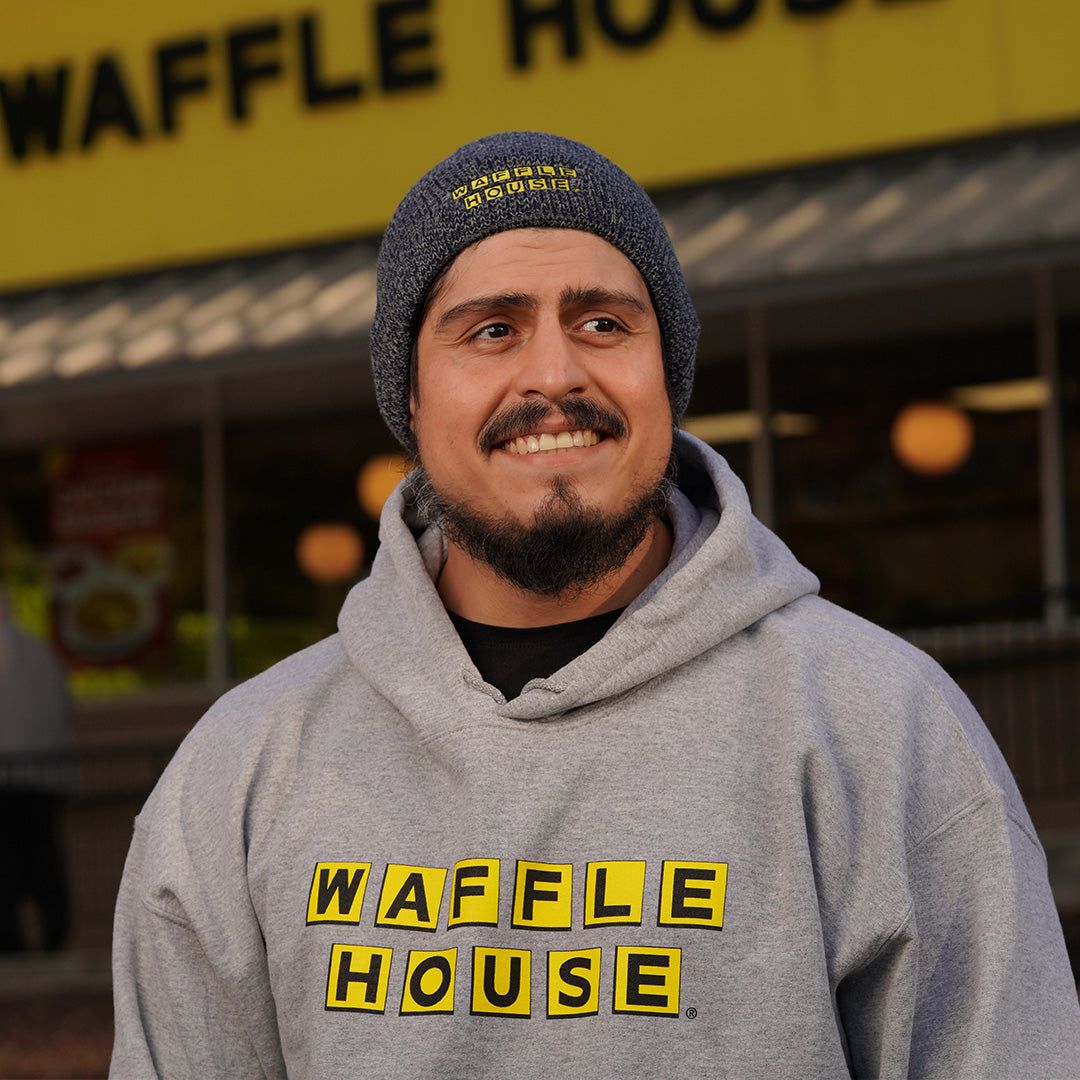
409, 391, 417, 427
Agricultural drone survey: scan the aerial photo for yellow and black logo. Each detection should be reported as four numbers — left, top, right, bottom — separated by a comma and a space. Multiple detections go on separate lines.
450, 164, 580, 209
314, 854, 728, 1022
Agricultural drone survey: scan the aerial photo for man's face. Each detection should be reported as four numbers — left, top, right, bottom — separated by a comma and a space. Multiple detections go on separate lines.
410, 228, 673, 544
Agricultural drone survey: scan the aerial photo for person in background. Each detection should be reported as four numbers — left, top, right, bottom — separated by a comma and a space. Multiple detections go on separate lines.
110, 132, 1080, 1078
0, 588, 73, 952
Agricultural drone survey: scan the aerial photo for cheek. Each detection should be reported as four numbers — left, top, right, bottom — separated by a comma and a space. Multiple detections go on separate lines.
412, 387, 490, 462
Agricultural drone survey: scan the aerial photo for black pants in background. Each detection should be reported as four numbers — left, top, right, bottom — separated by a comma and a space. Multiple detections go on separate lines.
0, 789, 70, 952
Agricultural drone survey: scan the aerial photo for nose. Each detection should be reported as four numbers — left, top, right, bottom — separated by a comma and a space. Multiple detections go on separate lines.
510, 317, 590, 401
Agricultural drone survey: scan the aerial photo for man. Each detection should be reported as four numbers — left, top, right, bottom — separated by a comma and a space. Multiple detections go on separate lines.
111, 132, 1080, 1077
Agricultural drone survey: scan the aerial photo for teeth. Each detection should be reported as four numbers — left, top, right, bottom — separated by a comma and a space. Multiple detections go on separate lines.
503, 429, 600, 454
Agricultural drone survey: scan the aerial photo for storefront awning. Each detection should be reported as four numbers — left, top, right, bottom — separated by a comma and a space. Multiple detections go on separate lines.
3, 127, 1080, 397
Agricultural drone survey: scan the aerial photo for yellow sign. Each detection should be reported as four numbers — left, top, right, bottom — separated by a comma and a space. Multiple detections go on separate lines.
2, 0, 1078, 292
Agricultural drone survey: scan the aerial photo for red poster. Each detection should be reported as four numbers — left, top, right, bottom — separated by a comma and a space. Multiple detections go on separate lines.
47, 440, 173, 669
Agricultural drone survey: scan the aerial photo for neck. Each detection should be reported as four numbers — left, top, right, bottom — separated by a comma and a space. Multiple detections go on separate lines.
436, 516, 673, 628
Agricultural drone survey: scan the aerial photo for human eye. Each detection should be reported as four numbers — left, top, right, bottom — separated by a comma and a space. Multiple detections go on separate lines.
473, 322, 512, 341
581, 316, 623, 334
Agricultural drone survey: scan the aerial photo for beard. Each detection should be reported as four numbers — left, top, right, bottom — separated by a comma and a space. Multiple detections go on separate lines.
407, 409, 677, 601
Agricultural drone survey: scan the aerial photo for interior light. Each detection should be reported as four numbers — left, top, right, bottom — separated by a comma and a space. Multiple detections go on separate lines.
682, 412, 816, 445
296, 523, 364, 584
357, 453, 409, 520
949, 377, 1049, 412
683, 412, 761, 443
890, 402, 974, 476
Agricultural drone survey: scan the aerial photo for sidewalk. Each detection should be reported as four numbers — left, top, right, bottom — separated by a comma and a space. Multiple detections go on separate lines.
0, 952, 113, 1079
0, 949, 111, 998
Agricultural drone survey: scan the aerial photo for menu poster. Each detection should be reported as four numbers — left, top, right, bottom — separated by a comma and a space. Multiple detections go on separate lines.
47, 440, 173, 669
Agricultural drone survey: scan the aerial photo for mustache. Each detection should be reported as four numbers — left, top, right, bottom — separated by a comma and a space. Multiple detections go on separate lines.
478, 397, 627, 452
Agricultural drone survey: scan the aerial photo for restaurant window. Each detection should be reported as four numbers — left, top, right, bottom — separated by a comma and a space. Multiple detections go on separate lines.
0, 449, 50, 637
683, 344, 751, 489
224, 411, 402, 681
1061, 317, 1080, 617
771, 325, 1043, 630
0, 431, 206, 696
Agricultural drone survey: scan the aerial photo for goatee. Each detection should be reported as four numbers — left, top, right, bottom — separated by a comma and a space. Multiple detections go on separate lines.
407, 452, 676, 600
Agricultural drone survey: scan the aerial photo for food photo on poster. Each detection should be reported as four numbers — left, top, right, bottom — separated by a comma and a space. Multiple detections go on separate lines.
46, 440, 174, 673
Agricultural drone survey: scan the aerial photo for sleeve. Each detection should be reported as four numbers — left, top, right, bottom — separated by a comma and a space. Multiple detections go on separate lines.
837, 793, 1080, 1080
109, 804, 288, 1078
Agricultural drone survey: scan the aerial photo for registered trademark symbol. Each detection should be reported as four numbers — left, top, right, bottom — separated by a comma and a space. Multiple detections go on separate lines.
685, 1007, 698, 1020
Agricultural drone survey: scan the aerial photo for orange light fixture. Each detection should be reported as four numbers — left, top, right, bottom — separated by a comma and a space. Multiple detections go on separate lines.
890, 402, 974, 477
296, 523, 364, 584
357, 453, 408, 520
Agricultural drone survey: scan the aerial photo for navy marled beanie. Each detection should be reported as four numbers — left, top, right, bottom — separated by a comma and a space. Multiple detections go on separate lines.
370, 131, 699, 448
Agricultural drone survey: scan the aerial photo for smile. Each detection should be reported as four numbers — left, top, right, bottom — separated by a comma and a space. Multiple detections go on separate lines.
501, 429, 601, 455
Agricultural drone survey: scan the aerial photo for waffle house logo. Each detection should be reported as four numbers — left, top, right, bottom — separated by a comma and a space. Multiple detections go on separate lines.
451, 164, 580, 209
308, 857, 727, 1018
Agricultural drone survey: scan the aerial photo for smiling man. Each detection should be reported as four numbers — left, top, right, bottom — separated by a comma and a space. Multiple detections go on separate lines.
110, 133, 1080, 1078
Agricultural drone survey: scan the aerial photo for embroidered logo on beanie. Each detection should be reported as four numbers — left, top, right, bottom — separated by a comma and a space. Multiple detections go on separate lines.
452, 164, 581, 208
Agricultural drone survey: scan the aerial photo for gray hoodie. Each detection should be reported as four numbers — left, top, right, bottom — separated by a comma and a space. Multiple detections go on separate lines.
110, 433, 1080, 1078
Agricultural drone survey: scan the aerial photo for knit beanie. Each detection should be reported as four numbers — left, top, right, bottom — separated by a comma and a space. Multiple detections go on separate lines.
370, 131, 699, 449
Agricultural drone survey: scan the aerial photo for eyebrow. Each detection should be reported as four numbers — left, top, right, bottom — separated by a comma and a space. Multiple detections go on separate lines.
558, 285, 651, 314
432, 292, 537, 334
432, 285, 651, 334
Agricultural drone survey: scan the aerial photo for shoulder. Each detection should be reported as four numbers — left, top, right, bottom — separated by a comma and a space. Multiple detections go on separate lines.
139, 634, 356, 832
206, 632, 353, 721
770, 594, 976, 719
757, 595, 1036, 849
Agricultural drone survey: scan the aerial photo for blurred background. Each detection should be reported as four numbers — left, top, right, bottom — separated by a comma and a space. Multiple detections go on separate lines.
1, 0, 1079, 1073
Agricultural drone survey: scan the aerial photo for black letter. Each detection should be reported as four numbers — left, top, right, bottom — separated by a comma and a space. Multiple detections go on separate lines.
80, 55, 144, 149
591, 867, 631, 919
558, 956, 592, 1007
156, 37, 210, 134
453, 864, 488, 920
522, 867, 561, 921
671, 866, 714, 920
300, 14, 362, 105
786, 0, 847, 11
376, 0, 438, 93
509, 0, 581, 69
384, 872, 431, 922
227, 21, 283, 122
691, 0, 758, 31
594, 0, 671, 47
482, 953, 522, 1007
315, 866, 365, 915
408, 955, 452, 1007
0, 65, 68, 159
336, 949, 383, 1003
625, 952, 669, 1008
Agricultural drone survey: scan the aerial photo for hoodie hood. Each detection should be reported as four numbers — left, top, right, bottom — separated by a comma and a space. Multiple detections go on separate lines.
339, 432, 818, 729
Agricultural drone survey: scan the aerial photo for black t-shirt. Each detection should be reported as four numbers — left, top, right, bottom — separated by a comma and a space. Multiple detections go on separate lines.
448, 608, 624, 700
